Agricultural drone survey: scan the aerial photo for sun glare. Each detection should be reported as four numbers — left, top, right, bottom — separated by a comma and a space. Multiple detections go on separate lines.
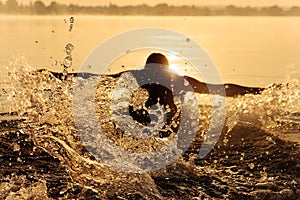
168, 53, 178, 62
169, 64, 181, 74
168, 53, 182, 74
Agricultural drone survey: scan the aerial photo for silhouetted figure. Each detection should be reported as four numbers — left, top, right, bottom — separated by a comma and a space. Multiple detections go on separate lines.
50, 53, 264, 138
110, 53, 264, 137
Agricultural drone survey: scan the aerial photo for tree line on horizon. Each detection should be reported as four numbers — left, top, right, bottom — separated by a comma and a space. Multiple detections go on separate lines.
1, 0, 300, 16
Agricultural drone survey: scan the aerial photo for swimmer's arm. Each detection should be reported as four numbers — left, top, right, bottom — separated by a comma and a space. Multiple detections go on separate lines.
181, 76, 209, 94
183, 76, 264, 97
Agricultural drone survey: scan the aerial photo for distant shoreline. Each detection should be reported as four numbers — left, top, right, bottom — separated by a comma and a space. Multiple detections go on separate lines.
1, 14, 300, 17
1, 2, 300, 16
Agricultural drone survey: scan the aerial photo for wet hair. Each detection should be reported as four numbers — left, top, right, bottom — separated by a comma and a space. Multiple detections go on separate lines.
145, 53, 169, 67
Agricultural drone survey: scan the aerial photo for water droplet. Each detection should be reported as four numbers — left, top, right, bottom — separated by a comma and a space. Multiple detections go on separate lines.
69, 24, 74, 32
87, 65, 92, 69
184, 79, 190, 86
263, 166, 267, 171
223, 138, 229, 144
248, 163, 255, 169
63, 56, 73, 68
13, 143, 20, 152
65, 43, 74, 55
52, 60, 58, 67
266, 136, 272, 141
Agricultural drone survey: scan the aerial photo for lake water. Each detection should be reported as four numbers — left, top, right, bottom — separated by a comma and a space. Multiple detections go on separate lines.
0, 15, 300, 87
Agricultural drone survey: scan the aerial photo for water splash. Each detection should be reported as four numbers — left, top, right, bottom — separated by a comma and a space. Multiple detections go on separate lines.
2, 59, 163, 198
0, 175, 50, 199
1, 57, 299, 198
226, 79, 300, 136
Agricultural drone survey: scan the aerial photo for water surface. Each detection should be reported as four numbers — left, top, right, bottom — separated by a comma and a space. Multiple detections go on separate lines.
1, 16, 300, 86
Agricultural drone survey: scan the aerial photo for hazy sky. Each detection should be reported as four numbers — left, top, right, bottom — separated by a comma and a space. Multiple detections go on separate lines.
6, 0, 300, 7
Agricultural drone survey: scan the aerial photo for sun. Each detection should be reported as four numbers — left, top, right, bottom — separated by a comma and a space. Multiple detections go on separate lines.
168, 53, 178, 62
167, 53, 181, 74
169, 64, 181, 74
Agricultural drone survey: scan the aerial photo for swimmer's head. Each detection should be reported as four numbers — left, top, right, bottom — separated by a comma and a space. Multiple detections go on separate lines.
145, 53, 169, 68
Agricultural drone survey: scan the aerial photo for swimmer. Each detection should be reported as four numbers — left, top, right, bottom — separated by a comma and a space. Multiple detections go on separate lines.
50, 53, 264, 137
109, 53, 264, 137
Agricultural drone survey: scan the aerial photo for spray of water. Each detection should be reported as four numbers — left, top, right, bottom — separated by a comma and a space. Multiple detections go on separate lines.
1, 56, 299, 198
